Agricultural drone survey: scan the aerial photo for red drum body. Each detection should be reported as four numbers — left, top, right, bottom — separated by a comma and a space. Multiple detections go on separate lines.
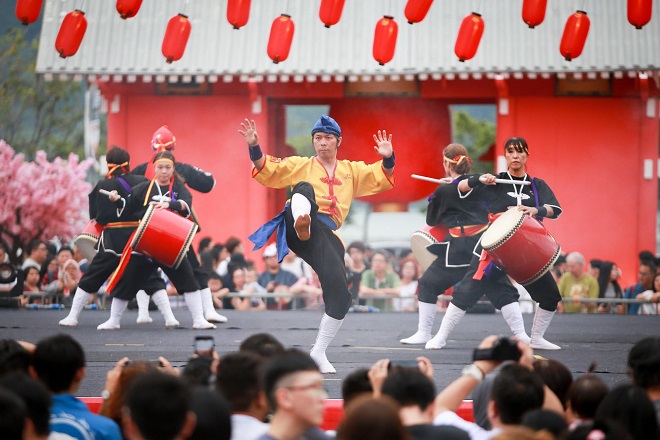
75, 220, 104, 261
481, 209, 561, 285
410, 225, 449, 271
130, 205, 198, 268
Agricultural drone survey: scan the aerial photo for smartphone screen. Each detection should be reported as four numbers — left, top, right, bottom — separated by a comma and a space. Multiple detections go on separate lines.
194, 336, 214, 356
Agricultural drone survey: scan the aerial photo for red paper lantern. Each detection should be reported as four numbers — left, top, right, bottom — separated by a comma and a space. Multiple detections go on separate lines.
522, 0, 547, 29
15, 0, 43, 26
227, 0, 251, 29
116, 0, 143, 20
319, 0, 345, 28
267, 14, 295, 64
54, 10, 87, 58
373, 16, 398, 66
162, 14, 192, 64
559, 10, 590, 61
627, 0, 652, 29
404, 0, 433, 25
454, 12, 484, 62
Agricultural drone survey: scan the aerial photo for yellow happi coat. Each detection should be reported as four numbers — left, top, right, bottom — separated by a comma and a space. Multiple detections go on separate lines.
252, 155, 395, 228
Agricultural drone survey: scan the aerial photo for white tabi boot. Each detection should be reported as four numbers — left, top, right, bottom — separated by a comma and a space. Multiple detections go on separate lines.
400, 302, 437, 344
151, 289, 180, 327
97, 298, 129, 330
59, 288, 91, 327
425, 303, 466, 349
501, 302, 531, 343
184, 291, 216, 329
200, 287, 228, 323
291, 193, 311, 241
530, 308, 561, 350
136, 290, 153, 324
310, 314, 343, 374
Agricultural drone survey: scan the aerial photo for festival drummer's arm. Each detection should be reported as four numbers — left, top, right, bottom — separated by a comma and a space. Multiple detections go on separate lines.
168, 184, 192, 217
373, 130, 395, 177
176, 162, 216, 193
239, 118, 266, 170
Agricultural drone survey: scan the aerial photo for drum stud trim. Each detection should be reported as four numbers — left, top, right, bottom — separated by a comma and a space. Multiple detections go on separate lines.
520, 244, 562, 286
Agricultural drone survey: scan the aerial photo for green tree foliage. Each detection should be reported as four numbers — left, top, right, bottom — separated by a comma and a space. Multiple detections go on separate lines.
452, 109, 496, 174
0, 28, 84, 159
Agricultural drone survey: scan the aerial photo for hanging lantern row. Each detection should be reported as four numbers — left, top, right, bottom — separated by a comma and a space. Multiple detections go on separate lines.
116, 0, 143, 20
49, 0, 650, 65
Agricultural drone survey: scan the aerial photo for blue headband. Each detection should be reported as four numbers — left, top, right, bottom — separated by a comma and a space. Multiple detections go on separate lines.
311, 115, 341, 138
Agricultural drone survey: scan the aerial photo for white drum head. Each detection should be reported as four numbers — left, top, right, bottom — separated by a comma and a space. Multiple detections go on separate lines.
410, 230, 439, 271
480, 208, 525, 250
75, 235, 98, 262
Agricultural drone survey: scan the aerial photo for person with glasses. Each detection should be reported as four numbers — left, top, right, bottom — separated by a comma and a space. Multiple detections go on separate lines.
21, 240, 48, 271
257, 349, 330, 440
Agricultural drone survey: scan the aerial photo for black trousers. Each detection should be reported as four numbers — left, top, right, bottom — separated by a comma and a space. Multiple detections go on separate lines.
284, 182, 352, 320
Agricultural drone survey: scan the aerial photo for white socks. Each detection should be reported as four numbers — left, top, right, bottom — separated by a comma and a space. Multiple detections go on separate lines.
151, 289, 180, 327
400, 301, 436, 344
59, 288, 91, 327
310, 314, 343, 374
530, 308, 561, 350
426, 303, 466, 349
184, 291, 216, 329
501, 302, 531, 343
136, 290, 153, 324
200, 287, 228, 323
291, 193, 311, 220
97, 298, 128, 330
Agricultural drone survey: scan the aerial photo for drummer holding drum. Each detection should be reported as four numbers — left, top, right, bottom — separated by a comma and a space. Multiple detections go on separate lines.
429, 137, 563, 351
401, 144, 490, 345
59, 147, 180, 329
98, 150, 216, 330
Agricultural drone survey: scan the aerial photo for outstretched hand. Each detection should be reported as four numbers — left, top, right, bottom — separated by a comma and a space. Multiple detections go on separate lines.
239, 118, 260, 147
373, 130, 393, 158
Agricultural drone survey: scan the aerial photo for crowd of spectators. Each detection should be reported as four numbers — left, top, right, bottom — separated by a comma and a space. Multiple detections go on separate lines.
0, 332, 658, 440
2, 235, 660, 315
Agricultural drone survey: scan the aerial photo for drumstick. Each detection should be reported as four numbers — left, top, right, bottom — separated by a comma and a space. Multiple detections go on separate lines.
98, 189, 114, 197
411, 174, 531, 186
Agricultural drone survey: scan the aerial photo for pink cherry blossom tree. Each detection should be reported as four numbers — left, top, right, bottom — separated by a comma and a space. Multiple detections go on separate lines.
0, 140, 93, 264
